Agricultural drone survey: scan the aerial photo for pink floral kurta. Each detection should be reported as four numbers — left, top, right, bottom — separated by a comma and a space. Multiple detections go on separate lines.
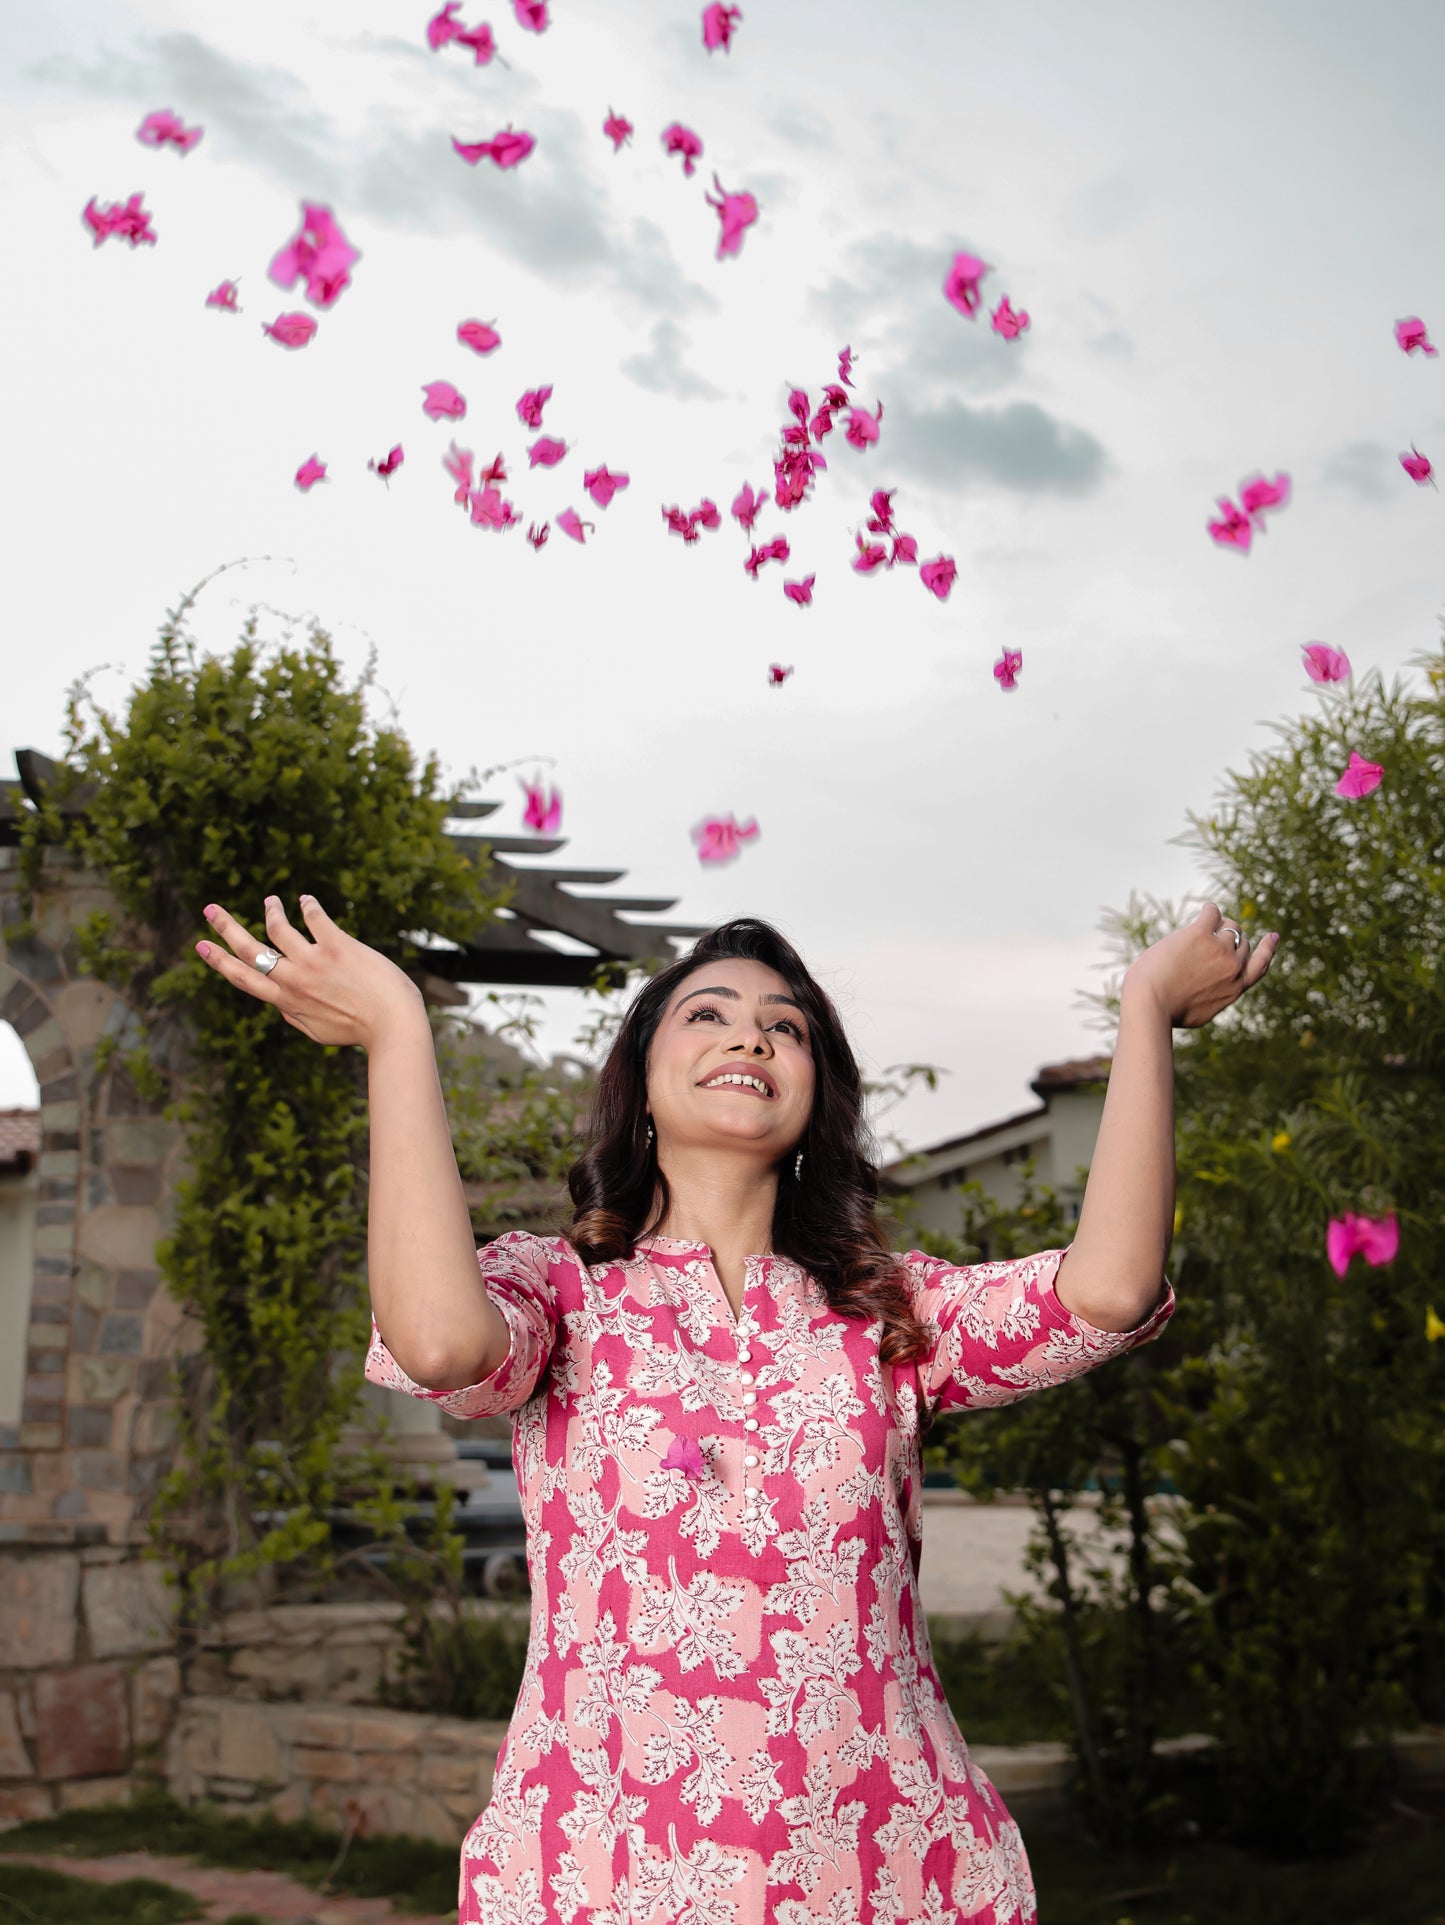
365, 1232, 1173, 1925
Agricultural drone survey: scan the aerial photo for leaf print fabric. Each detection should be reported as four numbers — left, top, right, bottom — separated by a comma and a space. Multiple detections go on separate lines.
366, 1230, 1173, 1923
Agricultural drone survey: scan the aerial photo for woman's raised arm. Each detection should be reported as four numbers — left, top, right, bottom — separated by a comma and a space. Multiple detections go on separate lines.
196, 893, 510, 1389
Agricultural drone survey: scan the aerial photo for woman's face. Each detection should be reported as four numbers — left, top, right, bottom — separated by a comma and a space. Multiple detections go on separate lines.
645, 957, 816, 1162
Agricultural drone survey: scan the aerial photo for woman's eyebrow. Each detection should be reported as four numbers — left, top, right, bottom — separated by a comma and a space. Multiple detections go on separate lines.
674, 985, 804, 1014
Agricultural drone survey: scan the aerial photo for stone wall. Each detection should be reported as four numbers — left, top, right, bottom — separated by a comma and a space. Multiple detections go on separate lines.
168, 1697, 508, 1845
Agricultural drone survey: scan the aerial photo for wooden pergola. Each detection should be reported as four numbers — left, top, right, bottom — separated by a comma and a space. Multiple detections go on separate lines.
1, 750, 702, 989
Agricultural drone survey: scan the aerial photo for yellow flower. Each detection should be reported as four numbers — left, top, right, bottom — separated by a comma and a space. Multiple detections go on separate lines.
1426, 1305, 1445, 1344
1299, 1030, 1315, 1049
1172, 1203, 1184, 1237
1271, 1130, 1291, 1154
1240, 901, 1257, 920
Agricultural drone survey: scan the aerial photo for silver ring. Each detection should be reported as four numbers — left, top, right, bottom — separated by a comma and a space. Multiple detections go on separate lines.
1226, 927, 1242, 950
253, 946, 282, 975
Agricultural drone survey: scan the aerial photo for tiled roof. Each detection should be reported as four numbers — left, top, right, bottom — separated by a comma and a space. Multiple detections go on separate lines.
1029, 1056, 1112, 1097
0, 1107, 40, 1170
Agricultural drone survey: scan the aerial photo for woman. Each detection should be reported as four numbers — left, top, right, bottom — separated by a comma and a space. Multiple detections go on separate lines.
196, 895, 1277, 1924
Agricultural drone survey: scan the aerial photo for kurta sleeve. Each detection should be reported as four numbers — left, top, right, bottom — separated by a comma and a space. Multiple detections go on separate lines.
901, 1245, 1175, 1421
363, 1229, 559, 1419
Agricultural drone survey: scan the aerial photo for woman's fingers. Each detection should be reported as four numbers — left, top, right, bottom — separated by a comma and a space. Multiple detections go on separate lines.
1240, 932, 1280, 991
261, 895, 314, 963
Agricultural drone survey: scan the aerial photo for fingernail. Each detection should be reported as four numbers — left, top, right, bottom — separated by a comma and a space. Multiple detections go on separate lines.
265, 895, 278, 908
203, 905, 216, 921
300, 893, 313, 905
197, 942, 210, 958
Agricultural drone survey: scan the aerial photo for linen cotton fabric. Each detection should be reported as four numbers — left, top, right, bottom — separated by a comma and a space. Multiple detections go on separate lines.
365, 1232, 1174, 1925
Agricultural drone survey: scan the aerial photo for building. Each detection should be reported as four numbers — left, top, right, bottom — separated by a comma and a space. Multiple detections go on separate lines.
881, 1057, 1112, 1243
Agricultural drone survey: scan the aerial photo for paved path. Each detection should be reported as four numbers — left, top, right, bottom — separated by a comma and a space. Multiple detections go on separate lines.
0, 1851, 449, 1925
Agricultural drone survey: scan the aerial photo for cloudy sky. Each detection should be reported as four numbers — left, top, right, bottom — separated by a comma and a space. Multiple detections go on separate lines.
2, 0, 1442, 1153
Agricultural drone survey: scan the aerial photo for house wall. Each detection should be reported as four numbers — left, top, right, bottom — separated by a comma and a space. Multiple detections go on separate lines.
894, 1088, 1106, 1244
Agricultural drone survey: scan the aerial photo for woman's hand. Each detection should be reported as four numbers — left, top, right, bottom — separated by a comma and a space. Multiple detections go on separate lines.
1124, 901, 1279, 1029
196, 895, 424, 1050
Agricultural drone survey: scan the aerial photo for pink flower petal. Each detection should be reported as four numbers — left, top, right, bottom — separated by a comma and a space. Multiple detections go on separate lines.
268, 202, 359, 309
369, 444, 405, 482
1333, 750, 1383, 798
1207, 497, 1252, 552
702, 4, 742, 50
705, 174, 759, 260
691, 815, 760, 864
516, 385, 554, 428
457, 319, 502, 354
456, 20, 499, 62
993, 646, 1023, 691
1239, 471, 1291, 524
659, 1434, 707, 1479
920, 556, 957, 601
82, 193, 157, 248
527, 522, 549, 550
990, 295, 1029, 339
137, 109, 203, 153
557, 508, 591, 542
731, 480, 765, 532
452, 129, 536, 168
514, 0, 549, 28
427, 1, 464, 46
205, 279, 240, 312
1395, 315, 1437, 357
294, 455, 328, 492
604, 109, 634, 151
1327, 1211, 1400, 1275
528, 436, 568, 468
521, 778, 562, 833
422, 380, 467, 422
943, 250, 990, 317
583, 464, 630, 508
844, 403, 882, 450
662, 123, 704, 177
262, 311, 317, 349
1400, 445, 1435, 487
1300, 643, 1351, 684
768, 663, 794, 684
783, 575, 815, 606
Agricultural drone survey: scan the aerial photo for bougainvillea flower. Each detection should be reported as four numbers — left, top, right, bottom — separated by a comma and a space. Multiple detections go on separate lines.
1301, 643, 1351, 683
583, 464, 630, 508
943, 250, 990, 317
427, 1, 464, 45
663, 506, 698, 541
1334, 751, 1384, 798
516, 385, 553, 428
478, 452, 508, 486
521, 778, 561, 832
456, 20, 500, 62
659, 1434, 707, 1478
994, 647, 1023, 691
262, 312, 317, 348
469, 484, 518, 528
702, 4, 742, 50
838, 345, 855, 388
82, 194, 157, 247
890, 533, 919, 567
866, 489, 896, 533
1239, 472, 1291, 524
457, 318, 501, 354
205, 279, 239, 311
744, 536, 790, 577
662, 123, 704, 176
695, 499, 721, 530
452, 129, 536, 168
1207, 497, 1252, 552
768, 663, 794, 685
844, 404, 883, 450
369, 444, 405, 481
443, 441, 474, 503
422, 380, 467, 421
692, 815, 759, 864
557, 508, 591, 542
1401, 445, 1436, 487
528, 436, 567, 468
852, 536, 887, 574
514, 0, 548, 27
774, 446, 826, 510
920, 556, 957, 601
1394, 316, 1437, 357
809, 407, 835, 442
137, 109, 203, 153
269, 203, 359, 309
1326, 1211, 1400, 1277
294, 455, 327, 492
990, 295, 1029, 340
731, 480, 766, 532
706, 176, 759, 258
526, 522, 549, 549
783, 576, 815, 606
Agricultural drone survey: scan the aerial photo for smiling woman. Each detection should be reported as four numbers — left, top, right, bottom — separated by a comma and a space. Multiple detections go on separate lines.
196, 883, 1269, 1920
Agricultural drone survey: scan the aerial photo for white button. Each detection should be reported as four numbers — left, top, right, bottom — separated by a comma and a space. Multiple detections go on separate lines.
744, 1454, 758, 1467
738, 1349, 752, 1362
744, 1418, 758, 1431
742, 1390, 756, 1405
740, 1371, 754, 1384
745, 1489, 760, 1504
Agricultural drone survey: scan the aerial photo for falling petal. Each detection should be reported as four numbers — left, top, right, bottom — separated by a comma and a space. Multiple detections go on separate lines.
1400, 445, 1436, 487
514, 0, 549, 28
527, 521, 549, 549
82, 193, 157, 247
457, 318, 502, 354
705, 174, 759, 260
452, 128, 536, 168
943, 250, 990, 317
603, 109, 634, 151
294, 455, 328, 492
1394, 315, 1437, 357
516, 385, 554, 428
583, 464, 630, 508
993, 647, 1023, 691
422, 380, 467, 421
136, 108, 203, 153
528, 435, 568, 468
1333, 751, 1383, 798
662, 123, 704, 177
844, 404, 883, 450
1207, 497, 1252, 552
920, 556, 957, 601
521, 778, 562, 833
990, 295, 1029, 339
556, 508, 591, 542
205, 279, 240, 312
702, 4, 742, 51
269, 202, 359, 309
768, 663, 794, 685
1239, 472, 1291, 525
1300, 643, 1351, 684
262, 311, 317, 348
692, 815, 760, 864
783, 575, 815, 606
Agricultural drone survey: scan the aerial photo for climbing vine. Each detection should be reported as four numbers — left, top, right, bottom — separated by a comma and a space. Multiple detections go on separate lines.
16, 569, 510, 1600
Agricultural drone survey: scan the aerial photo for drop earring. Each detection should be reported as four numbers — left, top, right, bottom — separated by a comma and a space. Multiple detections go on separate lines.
646, 1121, 654, 1146
794, 1150, 804, 1180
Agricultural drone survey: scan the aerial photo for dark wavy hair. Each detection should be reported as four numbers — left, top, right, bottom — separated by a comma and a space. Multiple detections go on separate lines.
567, 918, 931, 1366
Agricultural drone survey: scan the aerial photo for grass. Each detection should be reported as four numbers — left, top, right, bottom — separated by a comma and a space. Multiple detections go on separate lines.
0, 1796, 457, 1918
1026, 1818, 1445, 1925
0, 1865, 201, 1925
